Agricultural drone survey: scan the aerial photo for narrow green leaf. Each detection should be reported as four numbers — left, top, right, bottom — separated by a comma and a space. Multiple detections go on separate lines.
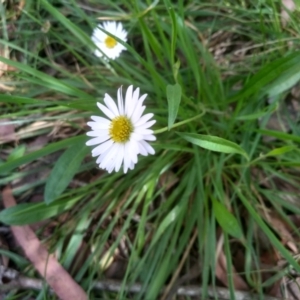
0, 196, 81, 225
236, 102, 278, 121
258, 129, 300, 143
63, 211, 91, 269
154, 204, 181, 243
0, 57, 92, 99
0, 94, 49, 105
177, 132, 249, 160
45, 143, 89, 204
265, 145, 296, 157
228, 52, 300, 102
40, 0, 95, 50
0, 249, 28, 268
264, 64, 300, 97
167, 83, 182, 130
165, 1, 177, 68
212, 198, 243, 239
236, 187, 300, 274
0, 135, 85, 174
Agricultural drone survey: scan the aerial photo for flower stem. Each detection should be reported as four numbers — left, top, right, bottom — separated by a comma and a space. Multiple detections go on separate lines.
154, 111, 205, 134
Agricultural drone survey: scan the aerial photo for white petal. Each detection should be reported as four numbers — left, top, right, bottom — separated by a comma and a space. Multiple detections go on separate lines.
91, 116, 110, 124
94, 48, 104, 57
100, 143, 119, 169
119, 29, 128, 41
86, 135, 110, 146
129, 161, 135, 170
91, 139, 113, 157
143, 134, 156, 141
125, 85, 133, 115
127, 141, 138, 164
137, 93, 147, 106
88, 123, 109, 131
107, 164, 115, 173
131, 106, 146, 124
97, 102, 115, 119
130, 132, 144, 141
130, 93, 147, 121
86, 130, 108, 137
127, 88, 139, 118
104, 156, 116, 172
103, 22, 112, 31
140, 140, 155, 155
117, 86, 124, 115
116, 23, 126, 39
138, 142, 148, 156
87, 121, 110, 130
104, 94, 119, 116
96, 146, 111, 164
135, 120, 156, 130
91, 27, 106, 42
134, 128, 153, 135
98, 145, 116, 168
123, 142, 133, 167
132, 87, 140, 103
134, 113, 154, 127
114, 144, 125, 172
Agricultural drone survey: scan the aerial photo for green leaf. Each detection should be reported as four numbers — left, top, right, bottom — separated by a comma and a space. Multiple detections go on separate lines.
265, 145, 296, 157
177, 132, 249, 160
167, 83, 182, 130
0, 196, 81, 225
44, 143, 89, 204
212, 199, 243, 239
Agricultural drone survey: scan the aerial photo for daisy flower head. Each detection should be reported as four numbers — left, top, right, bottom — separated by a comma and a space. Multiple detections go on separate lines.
91, 21, 127, 60
86, 86, 156, 173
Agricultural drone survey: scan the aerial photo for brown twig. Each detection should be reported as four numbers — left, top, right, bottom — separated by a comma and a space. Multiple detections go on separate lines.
0, 266, 282, 300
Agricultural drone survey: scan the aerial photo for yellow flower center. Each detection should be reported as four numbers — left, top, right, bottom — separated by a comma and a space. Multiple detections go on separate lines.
109, 116, 133, 143
104, 36, 117, 49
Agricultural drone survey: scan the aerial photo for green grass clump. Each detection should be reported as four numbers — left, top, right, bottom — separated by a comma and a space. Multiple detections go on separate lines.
1, 0, 300, 298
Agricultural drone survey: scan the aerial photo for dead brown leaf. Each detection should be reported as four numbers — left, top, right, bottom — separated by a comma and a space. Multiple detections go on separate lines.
281, 0, 296, 27
2, 186, 88, 300
0, 45, 16, 91
0, 119, 16, 144
269, 276, 300, 300
0, 82, 14, 91
0, 45, 11, 77
261, 210, 298, 254
0, 235, 9, 268
215, 237, 248, 290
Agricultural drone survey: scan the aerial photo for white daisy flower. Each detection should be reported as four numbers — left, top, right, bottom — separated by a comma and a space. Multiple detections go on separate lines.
86, 86, 156, 173
91, 21, 127, 60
